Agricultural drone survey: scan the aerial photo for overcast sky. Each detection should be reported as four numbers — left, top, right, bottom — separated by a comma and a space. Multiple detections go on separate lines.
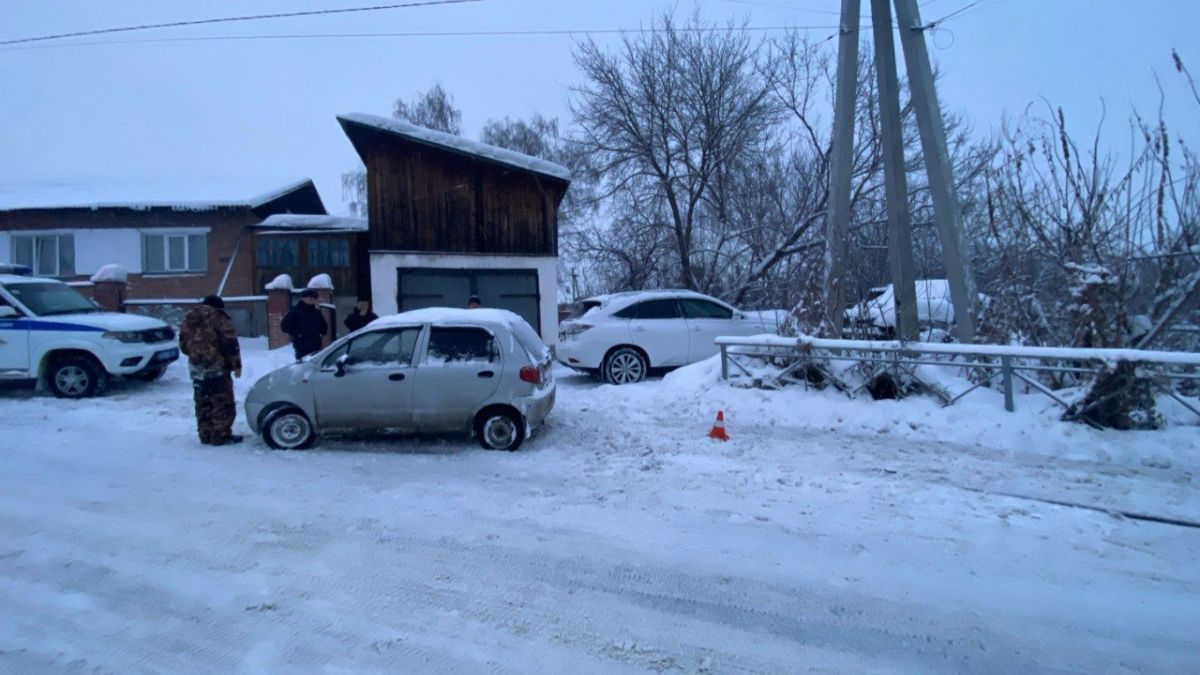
2, 0, 1197, 215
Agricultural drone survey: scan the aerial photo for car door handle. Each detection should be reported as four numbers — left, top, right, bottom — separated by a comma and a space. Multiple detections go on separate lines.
388, 373, 406, 381
477, 370, 495, 378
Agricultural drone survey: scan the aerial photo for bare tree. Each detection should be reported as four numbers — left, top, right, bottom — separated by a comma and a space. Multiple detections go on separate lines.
570, 13, 781, 291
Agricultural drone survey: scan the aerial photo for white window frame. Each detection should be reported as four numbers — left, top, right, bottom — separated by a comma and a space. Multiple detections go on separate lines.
140, 228, 209, 274
10, 232, 75, 277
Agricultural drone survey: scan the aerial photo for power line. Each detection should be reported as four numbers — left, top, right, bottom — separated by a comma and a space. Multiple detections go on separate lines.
0, 0, 485, 47
0, 24, 844, 52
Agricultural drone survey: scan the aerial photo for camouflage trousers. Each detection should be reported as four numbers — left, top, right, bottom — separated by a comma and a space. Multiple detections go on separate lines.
192, 373, 236, 444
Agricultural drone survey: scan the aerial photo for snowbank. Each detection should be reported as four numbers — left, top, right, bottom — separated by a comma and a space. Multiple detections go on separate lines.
89, 263, 127, 283
306, 273, 334, 290
264, 274, 293, 290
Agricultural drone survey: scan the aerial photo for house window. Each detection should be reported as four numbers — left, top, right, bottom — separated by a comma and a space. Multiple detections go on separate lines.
142, 233, 207, 274
307, 239, 349, 268
12, 234, 75, 277
256, 239, 299, 268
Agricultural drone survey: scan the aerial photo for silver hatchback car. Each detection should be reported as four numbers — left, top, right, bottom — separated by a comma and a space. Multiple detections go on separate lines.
245, 308, 555, 451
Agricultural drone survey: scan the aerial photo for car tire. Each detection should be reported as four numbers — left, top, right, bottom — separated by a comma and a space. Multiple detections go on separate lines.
48, 354, 107, 399
475, 408, 526, 451
126, 366, 166, 382
603, 347, 648, 385
262, 406, 317, 450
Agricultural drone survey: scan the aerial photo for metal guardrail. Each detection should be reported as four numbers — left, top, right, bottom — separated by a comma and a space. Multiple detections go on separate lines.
716, 334, 1200, 420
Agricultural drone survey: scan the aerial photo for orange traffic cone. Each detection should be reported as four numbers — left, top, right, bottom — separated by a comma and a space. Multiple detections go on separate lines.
708, 410, 729, 441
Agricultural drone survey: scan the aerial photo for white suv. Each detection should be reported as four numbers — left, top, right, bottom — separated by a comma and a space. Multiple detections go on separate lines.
558, 290, 782, 384
0, 274, 179, 398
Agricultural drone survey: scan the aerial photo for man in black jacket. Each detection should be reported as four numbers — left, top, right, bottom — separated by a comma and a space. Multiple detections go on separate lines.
281, 289, 328, 361
343, 298, 379, 333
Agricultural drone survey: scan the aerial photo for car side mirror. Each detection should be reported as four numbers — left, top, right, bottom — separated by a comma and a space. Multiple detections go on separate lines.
0, 306, 18, 319
335, 354, 349, 377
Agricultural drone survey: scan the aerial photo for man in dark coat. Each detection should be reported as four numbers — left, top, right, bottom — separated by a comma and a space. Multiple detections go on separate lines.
343, 298, 379, 333
281, 289, 329, 361
179, 295, 243, 446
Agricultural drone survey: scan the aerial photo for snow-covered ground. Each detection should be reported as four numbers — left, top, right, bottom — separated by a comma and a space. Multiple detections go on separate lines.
2, 339, 1198, 673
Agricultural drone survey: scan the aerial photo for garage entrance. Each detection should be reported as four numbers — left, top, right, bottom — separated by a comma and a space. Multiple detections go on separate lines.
396, 268, 542, 334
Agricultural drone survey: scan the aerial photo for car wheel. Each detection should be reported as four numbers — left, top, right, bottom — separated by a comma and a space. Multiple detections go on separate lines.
262, 406, 317, 450
603, 347, 648, 385
475, 408, 526, 451
126, 367, 166, 382
48, 355, 107, 399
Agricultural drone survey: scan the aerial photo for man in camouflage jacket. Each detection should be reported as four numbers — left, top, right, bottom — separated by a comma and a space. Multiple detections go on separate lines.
179, 295, 243, 445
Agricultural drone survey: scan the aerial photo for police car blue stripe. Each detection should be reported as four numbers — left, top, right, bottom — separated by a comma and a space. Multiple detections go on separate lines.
0, 319, 105, 332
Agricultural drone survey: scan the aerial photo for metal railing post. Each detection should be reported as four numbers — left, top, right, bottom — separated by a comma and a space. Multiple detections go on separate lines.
1001, 355, 1015, 412
720, 344, 728, 381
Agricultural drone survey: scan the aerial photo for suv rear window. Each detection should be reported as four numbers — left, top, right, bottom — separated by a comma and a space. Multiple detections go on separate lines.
567, 300, 602, 320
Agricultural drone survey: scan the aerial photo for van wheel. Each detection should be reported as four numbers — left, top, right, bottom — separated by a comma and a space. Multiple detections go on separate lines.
603, 347, 648, 385
48, 355, 107, 399
262, 406, 317, 450
475, 408, 526, 451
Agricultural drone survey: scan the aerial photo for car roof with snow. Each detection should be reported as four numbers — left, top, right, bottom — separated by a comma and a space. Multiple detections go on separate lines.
370, 307, 535, 335
579, 289, 722, 308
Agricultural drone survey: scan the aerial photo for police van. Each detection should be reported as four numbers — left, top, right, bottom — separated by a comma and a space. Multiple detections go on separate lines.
0, 269, 179, 398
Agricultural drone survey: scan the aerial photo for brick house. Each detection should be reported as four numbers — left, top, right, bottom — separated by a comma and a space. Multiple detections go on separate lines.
0, 179, 325, 298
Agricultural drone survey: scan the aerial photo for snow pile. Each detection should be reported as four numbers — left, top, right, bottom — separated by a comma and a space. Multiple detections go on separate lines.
338, 113, 572, 182
89, 264, 127, 283
648, 354, 1199, 465
264, 274, 293, 290
306, 274, 333, 290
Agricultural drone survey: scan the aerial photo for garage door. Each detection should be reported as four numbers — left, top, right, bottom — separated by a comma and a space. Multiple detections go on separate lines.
397, 268, 541, 334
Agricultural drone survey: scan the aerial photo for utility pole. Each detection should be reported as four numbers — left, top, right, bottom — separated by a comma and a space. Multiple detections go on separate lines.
892, 0, 978, 341
822, 0, 862, 338
823, 0, 975, 343
870, 0, 919, 341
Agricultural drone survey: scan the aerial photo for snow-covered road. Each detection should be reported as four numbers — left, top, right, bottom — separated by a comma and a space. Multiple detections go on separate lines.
2, 340, 1198, 673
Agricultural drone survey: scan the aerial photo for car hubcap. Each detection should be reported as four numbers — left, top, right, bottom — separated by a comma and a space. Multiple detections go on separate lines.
610, 353, 644, 384
272, 413, 310, 448
56, 366, 89, 395
483, 416, 517, 449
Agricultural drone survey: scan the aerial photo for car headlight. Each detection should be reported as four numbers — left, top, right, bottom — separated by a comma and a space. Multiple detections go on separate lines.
102, 330, 143, 343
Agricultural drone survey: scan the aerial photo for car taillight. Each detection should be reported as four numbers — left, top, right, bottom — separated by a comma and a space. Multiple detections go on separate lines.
519, 365, 542, 385
565, 322, 593, 335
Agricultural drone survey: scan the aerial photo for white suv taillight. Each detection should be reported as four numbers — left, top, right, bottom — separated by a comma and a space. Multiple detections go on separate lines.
563, 322, 593, 336
519, 365, 542, 385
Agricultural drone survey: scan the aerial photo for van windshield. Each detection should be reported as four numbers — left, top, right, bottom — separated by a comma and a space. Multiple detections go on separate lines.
6, 282, 99, 316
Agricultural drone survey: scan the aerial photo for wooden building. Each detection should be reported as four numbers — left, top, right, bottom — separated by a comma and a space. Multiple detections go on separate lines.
250, 213, 370, 322
337, 113, 571, 343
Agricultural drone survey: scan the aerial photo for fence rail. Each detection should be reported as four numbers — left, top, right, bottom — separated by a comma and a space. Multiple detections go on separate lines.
716, 334, 1200, 420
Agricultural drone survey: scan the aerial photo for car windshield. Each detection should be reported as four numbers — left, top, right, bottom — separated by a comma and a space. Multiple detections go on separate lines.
5, 282, 99, 316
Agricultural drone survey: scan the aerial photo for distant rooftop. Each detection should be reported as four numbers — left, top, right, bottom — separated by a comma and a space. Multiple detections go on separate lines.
255, 214, 367, 232
337, 113, 572, 184
0, 177, 318, 212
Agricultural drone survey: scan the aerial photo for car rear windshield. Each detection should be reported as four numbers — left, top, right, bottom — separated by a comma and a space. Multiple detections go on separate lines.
5, 282, 98, 316
567, 300, 602, 320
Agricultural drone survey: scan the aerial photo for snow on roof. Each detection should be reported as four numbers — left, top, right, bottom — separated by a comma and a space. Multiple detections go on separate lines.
255, 214, 367, 232
0, 177, 315, 212
338, 113, 572, 183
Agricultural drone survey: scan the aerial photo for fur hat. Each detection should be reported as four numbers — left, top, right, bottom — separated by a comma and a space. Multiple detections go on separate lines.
201, 295, 225, 309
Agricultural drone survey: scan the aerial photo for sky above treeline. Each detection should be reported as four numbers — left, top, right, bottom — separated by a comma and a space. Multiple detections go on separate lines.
2, 0, 1198, 215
